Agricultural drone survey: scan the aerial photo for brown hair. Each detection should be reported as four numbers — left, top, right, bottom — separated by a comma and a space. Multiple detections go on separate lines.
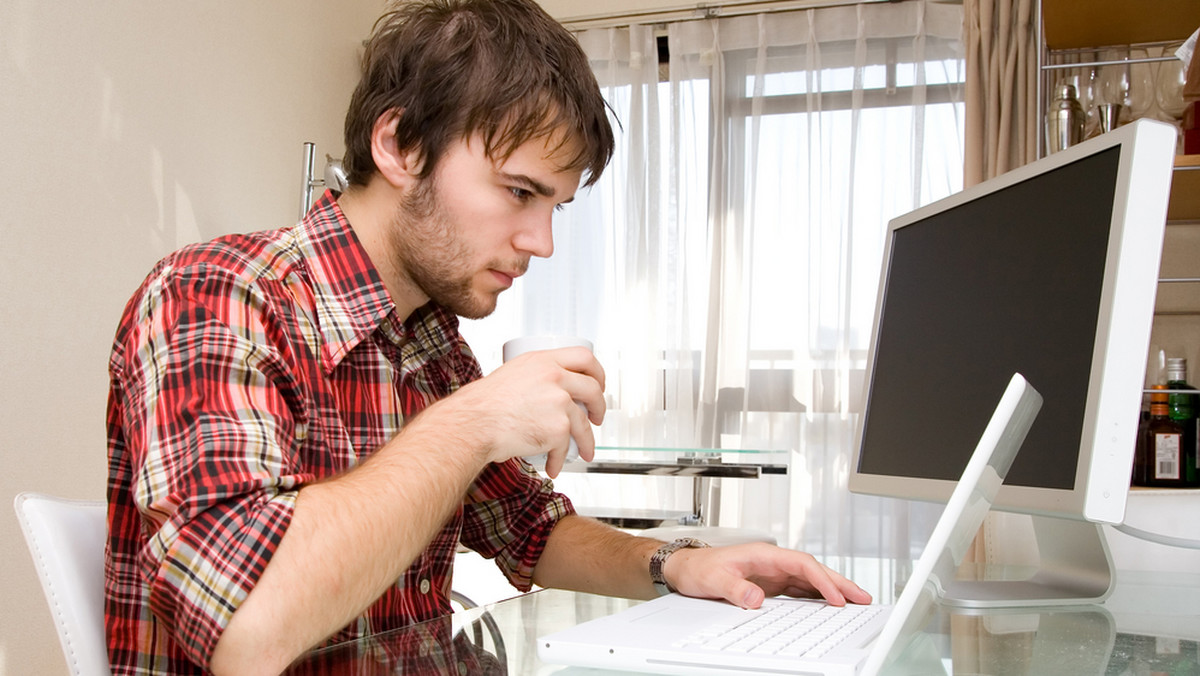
343, 0, 614, 188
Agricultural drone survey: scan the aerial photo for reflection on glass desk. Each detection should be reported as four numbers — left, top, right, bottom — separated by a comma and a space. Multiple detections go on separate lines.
285, 569, 1200, 675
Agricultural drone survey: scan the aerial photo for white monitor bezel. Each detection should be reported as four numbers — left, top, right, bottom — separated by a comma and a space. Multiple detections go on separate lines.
848, 119, 1177, 524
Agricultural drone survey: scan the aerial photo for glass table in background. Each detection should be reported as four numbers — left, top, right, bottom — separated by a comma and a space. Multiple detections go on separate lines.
560, 445, 790, 528
285, 567, 1200, 675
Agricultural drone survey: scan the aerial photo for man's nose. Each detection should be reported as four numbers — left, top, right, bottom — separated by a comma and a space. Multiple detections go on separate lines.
513, 211, 555, 259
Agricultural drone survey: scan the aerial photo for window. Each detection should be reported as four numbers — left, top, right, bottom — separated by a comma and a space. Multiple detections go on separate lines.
462, 3, 966, 559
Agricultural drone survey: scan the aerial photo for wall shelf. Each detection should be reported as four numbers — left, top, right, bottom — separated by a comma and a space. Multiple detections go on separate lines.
1039, 0, 1200, 224
1169, 155, 1200, 223
1041, 0, 1200, 51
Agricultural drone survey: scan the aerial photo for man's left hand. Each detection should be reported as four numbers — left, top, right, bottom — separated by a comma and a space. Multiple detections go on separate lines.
663, 542, 874, 609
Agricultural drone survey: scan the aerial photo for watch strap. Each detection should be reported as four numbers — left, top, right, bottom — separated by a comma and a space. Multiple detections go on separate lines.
649, 537, 710, 596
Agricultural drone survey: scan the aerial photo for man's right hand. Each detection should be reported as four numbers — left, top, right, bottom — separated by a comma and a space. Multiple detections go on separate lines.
412, 345, 606, 477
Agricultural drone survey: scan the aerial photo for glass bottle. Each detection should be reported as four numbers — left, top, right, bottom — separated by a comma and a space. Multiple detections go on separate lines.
1165, 358, 1199, 487
1133, 392, 1151, 485
1134, 385, 1188, 487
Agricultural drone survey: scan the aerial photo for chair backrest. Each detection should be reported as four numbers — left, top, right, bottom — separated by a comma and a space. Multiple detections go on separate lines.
14, 492, 112, 676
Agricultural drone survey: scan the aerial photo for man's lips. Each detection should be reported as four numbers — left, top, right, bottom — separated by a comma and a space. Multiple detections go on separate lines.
491, 269, 522, 287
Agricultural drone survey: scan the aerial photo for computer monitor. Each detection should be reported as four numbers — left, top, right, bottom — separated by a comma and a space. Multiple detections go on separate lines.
848, 119, 1177, 607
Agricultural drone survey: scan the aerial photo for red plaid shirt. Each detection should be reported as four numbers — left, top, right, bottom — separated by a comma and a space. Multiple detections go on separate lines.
105, 192, 573, 674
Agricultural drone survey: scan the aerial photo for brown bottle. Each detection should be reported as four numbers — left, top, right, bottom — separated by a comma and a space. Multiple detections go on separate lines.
1134, 385, 1188, 487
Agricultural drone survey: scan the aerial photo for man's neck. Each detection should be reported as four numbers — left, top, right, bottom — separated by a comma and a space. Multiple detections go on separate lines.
336, 182, 428, 323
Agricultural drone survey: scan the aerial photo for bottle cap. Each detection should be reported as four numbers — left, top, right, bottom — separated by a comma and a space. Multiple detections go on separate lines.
1150, 383, 1168, 404
1166, 357, 1186, 380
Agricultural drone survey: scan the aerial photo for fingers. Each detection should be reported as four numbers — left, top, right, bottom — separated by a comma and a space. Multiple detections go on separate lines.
542, 348, 607, 427
543, 452, 565, 479
772, 557, 873, 607
550, 345, 606, 391
571, 402, 597, 462
793, 559, 873, 606
560, 369, 607, 426
680, 545, 873, 610
502, 347, 606, 422
486, 347, 605, 474
827, 570, 874, 606
544, 399, 595, 479
719, 558, 847, 609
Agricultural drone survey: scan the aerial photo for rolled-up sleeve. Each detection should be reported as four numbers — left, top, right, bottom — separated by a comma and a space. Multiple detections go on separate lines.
113, 264, 315, 665
459, 458, 575, 592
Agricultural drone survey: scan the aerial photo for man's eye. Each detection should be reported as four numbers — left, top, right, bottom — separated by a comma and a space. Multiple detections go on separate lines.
509, 187, 533, 202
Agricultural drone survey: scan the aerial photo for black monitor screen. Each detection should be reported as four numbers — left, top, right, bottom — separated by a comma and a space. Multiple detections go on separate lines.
857, 146, 1121, 490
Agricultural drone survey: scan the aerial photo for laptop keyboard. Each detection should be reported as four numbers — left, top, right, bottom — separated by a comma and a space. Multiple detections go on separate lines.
673, 600, 884, 659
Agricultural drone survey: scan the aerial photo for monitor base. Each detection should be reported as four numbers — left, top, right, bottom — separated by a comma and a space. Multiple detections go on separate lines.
934, 514, 1115, 608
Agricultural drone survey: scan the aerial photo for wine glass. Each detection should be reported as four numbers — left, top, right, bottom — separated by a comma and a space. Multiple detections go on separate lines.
1096, 48, 1132, 117
1072, 66, 1102, 137
1156, 52, 1188, 120
1127, 47, 1158, 121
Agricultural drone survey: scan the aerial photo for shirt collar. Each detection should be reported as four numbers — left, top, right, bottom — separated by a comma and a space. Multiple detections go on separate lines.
296, 190, 464, 374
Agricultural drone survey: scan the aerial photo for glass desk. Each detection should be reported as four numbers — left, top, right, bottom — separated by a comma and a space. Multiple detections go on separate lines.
286, 568, 1200, 674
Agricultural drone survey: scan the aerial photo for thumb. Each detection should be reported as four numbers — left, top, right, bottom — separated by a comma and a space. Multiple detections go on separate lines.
729, 579, 765, 610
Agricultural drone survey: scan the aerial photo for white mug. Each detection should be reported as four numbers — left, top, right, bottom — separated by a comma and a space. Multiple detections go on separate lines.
501, 336, 594, 470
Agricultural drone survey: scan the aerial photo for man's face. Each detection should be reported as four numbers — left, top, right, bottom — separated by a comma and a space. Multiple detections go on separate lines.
386, 134, 583, 319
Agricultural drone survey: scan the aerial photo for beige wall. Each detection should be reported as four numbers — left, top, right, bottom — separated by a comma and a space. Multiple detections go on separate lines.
0, 1, 384, 672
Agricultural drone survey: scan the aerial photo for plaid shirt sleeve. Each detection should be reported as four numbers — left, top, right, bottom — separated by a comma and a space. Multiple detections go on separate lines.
405, 317, 576, 593
461, 458, 574, 591
108, 261, 315, 667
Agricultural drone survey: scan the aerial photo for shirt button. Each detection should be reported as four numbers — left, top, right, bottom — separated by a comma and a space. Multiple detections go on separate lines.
419, 578, 431, 594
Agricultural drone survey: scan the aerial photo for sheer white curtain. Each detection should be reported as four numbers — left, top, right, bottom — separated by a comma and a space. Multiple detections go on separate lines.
461, 1, 965, 576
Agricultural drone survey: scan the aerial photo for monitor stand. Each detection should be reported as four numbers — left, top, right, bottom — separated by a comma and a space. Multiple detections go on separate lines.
934, 514, 1115, 608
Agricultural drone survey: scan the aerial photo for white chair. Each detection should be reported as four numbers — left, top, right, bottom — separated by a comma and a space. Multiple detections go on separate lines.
14, 492, 112, 676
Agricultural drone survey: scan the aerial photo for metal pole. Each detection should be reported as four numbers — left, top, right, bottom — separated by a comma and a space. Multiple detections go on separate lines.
1035, 0, 1045, 159
301, 142, 317, 220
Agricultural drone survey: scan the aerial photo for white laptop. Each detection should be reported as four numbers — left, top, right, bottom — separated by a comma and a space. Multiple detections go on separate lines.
538, 373, 1043, 676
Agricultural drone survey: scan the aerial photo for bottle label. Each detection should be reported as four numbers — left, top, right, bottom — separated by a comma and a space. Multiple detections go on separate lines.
1154, 433, 1182, 479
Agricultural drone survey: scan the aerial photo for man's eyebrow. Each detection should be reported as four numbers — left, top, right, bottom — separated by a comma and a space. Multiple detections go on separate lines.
499, 172, 557, 199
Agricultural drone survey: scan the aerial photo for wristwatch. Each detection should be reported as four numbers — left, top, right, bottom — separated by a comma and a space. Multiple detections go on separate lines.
649, 537, 710, 596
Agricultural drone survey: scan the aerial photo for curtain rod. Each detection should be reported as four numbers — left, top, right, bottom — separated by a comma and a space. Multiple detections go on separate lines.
558, 0, 918, 31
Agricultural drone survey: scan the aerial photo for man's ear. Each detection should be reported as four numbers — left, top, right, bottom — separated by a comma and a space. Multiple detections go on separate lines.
371, 108, 425, 188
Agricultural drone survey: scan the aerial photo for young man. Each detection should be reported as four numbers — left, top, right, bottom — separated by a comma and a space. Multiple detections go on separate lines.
105, 1, 871, 674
